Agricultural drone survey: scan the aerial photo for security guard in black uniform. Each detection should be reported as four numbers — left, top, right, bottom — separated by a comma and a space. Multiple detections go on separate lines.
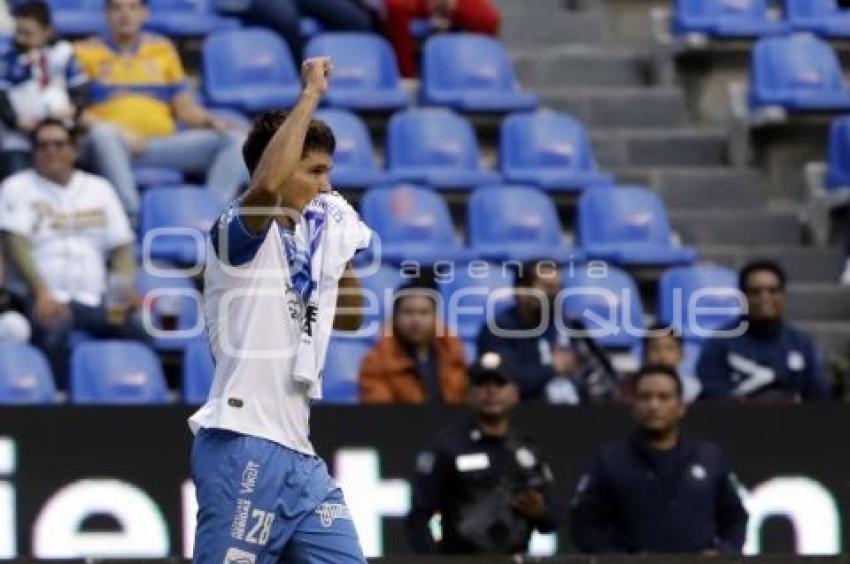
406, 351, 562, 555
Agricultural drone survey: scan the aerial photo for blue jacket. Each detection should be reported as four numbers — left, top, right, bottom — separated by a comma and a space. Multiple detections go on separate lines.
570, 434, 748, 554
696, 319, 829, 400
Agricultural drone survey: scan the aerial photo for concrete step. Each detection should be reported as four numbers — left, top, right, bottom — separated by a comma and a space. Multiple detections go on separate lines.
538, 87, 686, 128
672, 209, 802, 246
513, 46, 650, 88
700, 245, 846, 283
796, 321, 850, 354
590, 127, 729, 168
786, 285, 850, 323
613, 167, 768, 209
501, 10, 610, 48
494, 0, 569, 16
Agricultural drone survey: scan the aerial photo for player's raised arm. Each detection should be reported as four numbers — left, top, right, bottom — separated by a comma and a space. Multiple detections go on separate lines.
239, 57, 332, 233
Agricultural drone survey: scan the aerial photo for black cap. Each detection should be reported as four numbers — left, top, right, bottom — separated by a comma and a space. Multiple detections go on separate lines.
469, 351, 515, 386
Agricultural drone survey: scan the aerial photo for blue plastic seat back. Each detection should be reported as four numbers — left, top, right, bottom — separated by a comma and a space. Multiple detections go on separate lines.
828, 116, 850, 189
578, 186, 674, 248
423, 33, 519, 93
786, 0, 838, 19
439, 264, 515, 338
357, 263, 407, 329
323, 337, 371, 403
0, 343, 56, 404
658, 265, 742, 340
314, 109, 378, 171
183, 337, 215, 404
387, 108, 482, 170
47, 0, 103, 10
753, 34, 845, 97
305, 33, 401, 91
501, 111, 599, 173
362, 185, 459, 250
136, 269, 202, 347
141, 186, 222, 233
563, 264, 645, 349
148, 0, 214, 12
469, 184, 564, 248
71, 340, 169, 404
678, 0, 771, 19
203, 28, 298, 92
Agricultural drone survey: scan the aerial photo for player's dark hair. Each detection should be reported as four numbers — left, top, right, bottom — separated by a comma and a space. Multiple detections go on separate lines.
632, 364, 683, 398
739, 259, 786, 293
514, 259, 559, 288
14, 1, 52, 27
242, 111, 336, 176
30, 117, 78, 145
643, 322, 683, 349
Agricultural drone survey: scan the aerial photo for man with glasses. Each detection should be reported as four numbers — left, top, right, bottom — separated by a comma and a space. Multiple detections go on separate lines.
0, 118, 147, 389
696, 259, 829, 402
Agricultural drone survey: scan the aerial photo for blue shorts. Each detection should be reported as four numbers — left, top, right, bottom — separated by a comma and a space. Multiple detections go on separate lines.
191, 428, 365, 563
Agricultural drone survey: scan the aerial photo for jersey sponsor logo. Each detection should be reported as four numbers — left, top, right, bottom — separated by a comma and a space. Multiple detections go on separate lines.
223, 547, 256, 564
230, 498, 251, 541
455, 452, 490, 472
240, 461, 260, 495
315, 502, 351, 528
728, 353, 775, 396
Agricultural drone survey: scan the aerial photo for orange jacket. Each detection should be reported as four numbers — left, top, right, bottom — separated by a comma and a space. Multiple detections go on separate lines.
358, 328, 468, 404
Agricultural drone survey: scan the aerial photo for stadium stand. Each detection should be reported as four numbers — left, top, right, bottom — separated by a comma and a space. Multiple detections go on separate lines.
657, 264, 742, 341
145, 0, 240, 37
70, 340, 170, 404
314, 108, 391, 188
136, 269, 203, 352
139, 185, 222, 265
322, 336, 371, 404
132, 166, 184, 190
182, 337, 215, 405
438, 262, 514, 340
44, 0, 106, 36
786, 0, 850, 38
0, 342, 57, 404
671, 0, 788, 38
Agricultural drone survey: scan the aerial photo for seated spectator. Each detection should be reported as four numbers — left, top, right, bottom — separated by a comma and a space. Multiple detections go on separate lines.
643, 324, 701, 403
0, 118, 148, 389
697, 259, 830, 402
76, 0, 246, 215
384, 0, 501, 77
215, 0, 376, 62
359, 278, 467, 403
0, 1, 89, 177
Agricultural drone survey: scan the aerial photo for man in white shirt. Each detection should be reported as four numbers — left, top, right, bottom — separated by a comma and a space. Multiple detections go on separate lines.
0, 118, 146, 389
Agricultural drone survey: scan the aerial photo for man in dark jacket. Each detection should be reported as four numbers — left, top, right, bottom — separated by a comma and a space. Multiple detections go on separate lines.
570, 364, 748, 554
697, 259, 829, 402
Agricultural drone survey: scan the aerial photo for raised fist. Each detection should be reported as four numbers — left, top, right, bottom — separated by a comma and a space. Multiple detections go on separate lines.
302, 56, 332, 96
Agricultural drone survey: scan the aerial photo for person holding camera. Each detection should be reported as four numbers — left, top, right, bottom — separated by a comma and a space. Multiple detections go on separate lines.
406, 351, 562, 555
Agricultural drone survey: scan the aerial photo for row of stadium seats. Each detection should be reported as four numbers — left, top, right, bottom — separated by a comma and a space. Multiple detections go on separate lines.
674, 0, 850, 38
826, 116, 850, 190
0, 263, 741, 405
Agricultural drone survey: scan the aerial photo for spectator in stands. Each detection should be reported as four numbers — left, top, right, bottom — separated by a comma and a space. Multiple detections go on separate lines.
0, 118, 147, 389
643, 324, 701, 403
477, 259, 618, 403
0, 1, 89, 177
407, 350, 561, 555
359, 278, 467, 403
697, 259, 829, 402
570, 364, 748, 555
384, 0, 501, 77
76, 0, 247, 215
215, 0, 376, 62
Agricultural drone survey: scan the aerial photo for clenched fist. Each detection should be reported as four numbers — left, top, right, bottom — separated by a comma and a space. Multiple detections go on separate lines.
302, 56, 333, 97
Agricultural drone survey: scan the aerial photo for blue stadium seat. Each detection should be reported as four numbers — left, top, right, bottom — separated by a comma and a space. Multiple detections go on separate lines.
672, 0, 787, 37
657, 264, 742, 341
70, 340, 169, 404
750, 33, 850, 111
305, 33, 409, 111
357, 263, 407, 334
133, 167, 183, 190
578, 186, 698, 266
439, 263, 514, 339
468, 184, 580, 263
300, 17, 323, 38
786, 0, 850, 38
314, 109, 390, 188
140, 186, 223, 265
203, 28, 301, 112
0, 343, 57, 404
500, 111, 614, 193
361, 184, 475, 265
47, 0, 107, 36
183, 338, 215, 405
136, 269, 203, 352
826, 116, 850, 190
146, 0, 239, 37
421, 34, 539, 112
386, 108, 500, 189
562, 263, 644, 351
322, 336, 371, 404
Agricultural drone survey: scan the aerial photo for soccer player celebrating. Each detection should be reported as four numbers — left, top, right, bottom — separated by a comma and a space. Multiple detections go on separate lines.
189, 57, 368, 563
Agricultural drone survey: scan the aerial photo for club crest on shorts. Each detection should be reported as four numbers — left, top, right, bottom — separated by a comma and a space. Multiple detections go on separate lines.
223, 547, 256, 564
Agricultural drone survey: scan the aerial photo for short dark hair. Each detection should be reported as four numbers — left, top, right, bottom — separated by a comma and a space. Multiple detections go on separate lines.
514, 259, 559, 288
242, 111, 336, 176
14, 1, 51, 27
739, 259, 786, 293
643, 322, 683, 349
632, 364, 683, 398
30, 117, 76, 145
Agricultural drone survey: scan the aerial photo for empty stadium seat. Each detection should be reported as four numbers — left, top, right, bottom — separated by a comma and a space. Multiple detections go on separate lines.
578, 186, 698, 266
562, 263, 644, 351
133, 167, 183, 190
140, 186, 223, 265
203, 28, 301, 112
500, 111, 614, 192
183, 338, 215, 405
421, 34, 539, 112
468, 184, 579, 263
146, 0, 240, 37
305, 33, 409, 111
750, 33, 850, 111
439, 263, 514, 339
826, 116, 850, 189
672, 0, 787, 37
357, 263, 407, 333
657, 264, 743, 340
47, 0, 107, 36
136, 269, 203, 351
361, 184, 474, 264
322, 336, 371, 403
314, 109, 390, 188
0, 343, 57, 404
786, 0, 850, 38
71, 340, 169, 404
386, 108, 500, 189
